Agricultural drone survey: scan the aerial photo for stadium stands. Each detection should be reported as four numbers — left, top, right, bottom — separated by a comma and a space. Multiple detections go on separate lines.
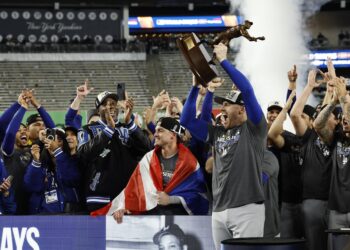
0, 49, 237, 112
0, 60, 151, 110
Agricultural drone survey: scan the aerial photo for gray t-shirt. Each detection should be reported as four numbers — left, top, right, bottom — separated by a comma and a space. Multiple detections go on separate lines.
208, 118, 267, 212
158, 153, 178, 188
262, 150, 280, 237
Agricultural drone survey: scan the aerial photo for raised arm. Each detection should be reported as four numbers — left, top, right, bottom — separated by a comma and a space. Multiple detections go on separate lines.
286, 65, 297, 114
320, 58, 337, 106
2, 106, 27, 156
0, 98, 22, 142
145, 90, 170, 134
27, 90, 55, 129
180, 77, 209, 142
313, 105, 336, 145
336, 77, 350, 122
66, 80, 94, 128
268, 90, 296, 148
214, 43, 263, 124
313, 80, 339, 144
290, 69, 319, 136
200, 78, 224, 123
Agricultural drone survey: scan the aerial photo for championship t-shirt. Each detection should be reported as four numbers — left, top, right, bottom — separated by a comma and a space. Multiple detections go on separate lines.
208, 118, 267, 212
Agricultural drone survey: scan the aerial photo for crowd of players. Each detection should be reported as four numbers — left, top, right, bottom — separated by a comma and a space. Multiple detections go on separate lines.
0, 42, 349, 250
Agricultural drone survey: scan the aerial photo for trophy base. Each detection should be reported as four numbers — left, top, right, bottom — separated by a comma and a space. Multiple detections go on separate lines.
177, 33, 219, 87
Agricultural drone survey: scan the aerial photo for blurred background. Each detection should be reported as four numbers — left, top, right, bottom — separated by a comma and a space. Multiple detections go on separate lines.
0, 0, 349, 124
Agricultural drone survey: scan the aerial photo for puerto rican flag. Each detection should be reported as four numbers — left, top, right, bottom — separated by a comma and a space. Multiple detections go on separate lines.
91, 143, 208, 216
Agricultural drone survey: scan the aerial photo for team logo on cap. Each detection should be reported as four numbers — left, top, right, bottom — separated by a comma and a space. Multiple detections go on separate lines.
226, 91, 240, 102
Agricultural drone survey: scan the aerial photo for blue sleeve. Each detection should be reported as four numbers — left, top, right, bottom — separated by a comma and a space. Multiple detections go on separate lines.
286, 89, 296, 115
200, 91, 213, 123
74, 114, 82, 129
53, 148, 80, 187
147, 122, 156, 134
124, 118, 138, 134
37, 106, 55, 129
2, 107, 27, 156
23, 161, 46, 193
0, 102, 21, 142
65, 108, 77, 128
180, 86, 209, 142
220, 60, 263, 125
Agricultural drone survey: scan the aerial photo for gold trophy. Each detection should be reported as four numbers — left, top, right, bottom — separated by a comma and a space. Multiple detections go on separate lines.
177, 20, 265, 87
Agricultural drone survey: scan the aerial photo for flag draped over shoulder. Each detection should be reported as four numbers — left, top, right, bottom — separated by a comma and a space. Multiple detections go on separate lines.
91, 143, 208, 216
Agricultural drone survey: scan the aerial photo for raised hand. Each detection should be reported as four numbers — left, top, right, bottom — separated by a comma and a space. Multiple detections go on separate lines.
44, 137, 59, 153
31, 144, 41, 161
76, 79, 94, 100
307, 69, 320, 89
18, 91, 29, 109
143, 107, 153, 124
170, 97, 183, 114
288, 65, 298, 83
152, 90, 170, 110
26, 89, 40, 109
332, 77, 347, 100
124, 97, 134, 124
208, 77, 224, 92
326, 57, 336, 79
213, 43, 228, 62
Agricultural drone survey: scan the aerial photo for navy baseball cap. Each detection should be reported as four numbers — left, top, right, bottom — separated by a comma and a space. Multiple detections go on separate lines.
303, 105, 316, 119
156, 117, 185, 137
26, 114, 42, 126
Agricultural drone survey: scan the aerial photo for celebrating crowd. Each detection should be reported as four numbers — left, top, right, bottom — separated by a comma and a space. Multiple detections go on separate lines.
0, 43, 349, 250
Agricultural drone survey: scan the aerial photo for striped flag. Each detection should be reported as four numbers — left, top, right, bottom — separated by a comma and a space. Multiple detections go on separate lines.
91, 143, 208, 216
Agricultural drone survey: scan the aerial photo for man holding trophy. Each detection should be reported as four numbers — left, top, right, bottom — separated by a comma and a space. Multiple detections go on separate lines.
180, 24, 266, 248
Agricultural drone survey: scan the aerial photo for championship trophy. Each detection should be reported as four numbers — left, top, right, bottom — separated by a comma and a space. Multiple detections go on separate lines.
177, 20, 265, 87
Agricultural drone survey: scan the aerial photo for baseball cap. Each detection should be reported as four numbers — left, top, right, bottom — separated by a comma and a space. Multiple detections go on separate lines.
303, 104, 316, 119
26, 114, 43, 126
157, 117, 185, 137
153, 224, 185, 245
214, 90, 244, 106
64, 126, 78, 135
267, 101, 283, 112
95, 91, 118, 108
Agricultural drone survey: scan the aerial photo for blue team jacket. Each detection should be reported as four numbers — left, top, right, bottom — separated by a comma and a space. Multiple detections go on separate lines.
23, 148, 80, 214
